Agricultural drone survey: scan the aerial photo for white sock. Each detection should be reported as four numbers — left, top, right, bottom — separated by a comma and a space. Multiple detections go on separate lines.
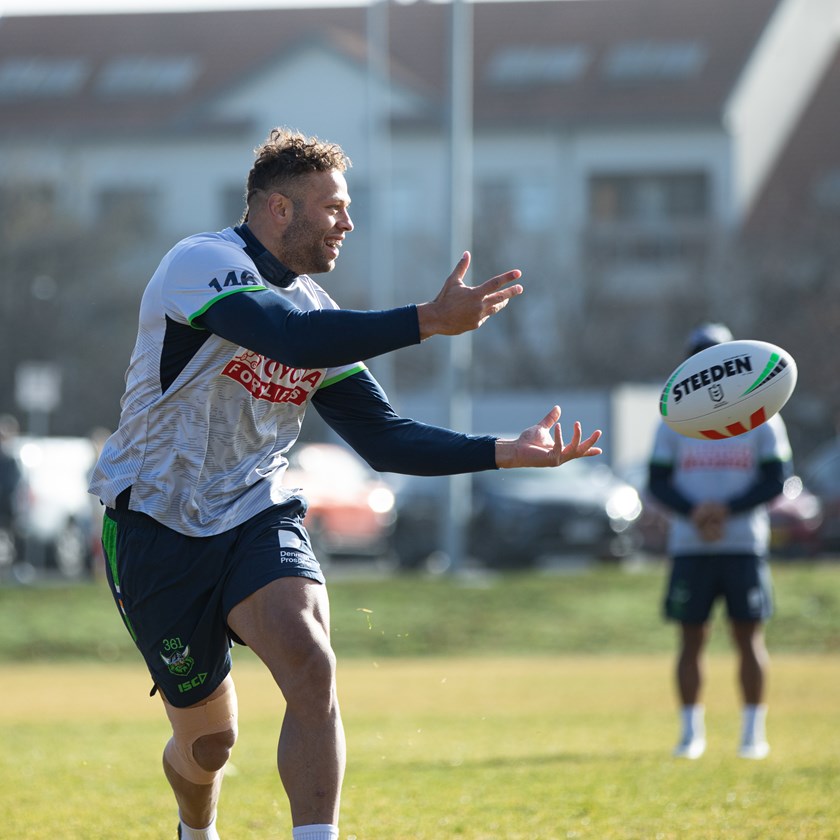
292, 824, 339, 840
179, 814, 220, 840
742, 704, 767, 743
680, 704, 705, 740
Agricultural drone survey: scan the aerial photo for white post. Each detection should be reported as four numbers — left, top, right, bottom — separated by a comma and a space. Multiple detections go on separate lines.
442, 0, 474, 573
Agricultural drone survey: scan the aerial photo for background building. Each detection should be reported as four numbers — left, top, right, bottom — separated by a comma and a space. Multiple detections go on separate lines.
0, 0, 838, 462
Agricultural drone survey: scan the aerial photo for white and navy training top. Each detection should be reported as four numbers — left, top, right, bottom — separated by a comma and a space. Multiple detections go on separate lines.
90, 225, 497, 537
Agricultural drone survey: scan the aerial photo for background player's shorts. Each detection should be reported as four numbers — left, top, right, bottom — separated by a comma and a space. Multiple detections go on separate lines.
101, 495, 324, 708
663, 553, 774, 624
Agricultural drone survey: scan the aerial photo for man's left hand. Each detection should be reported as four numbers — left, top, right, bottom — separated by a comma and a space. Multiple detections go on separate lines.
495, 405, 603, 469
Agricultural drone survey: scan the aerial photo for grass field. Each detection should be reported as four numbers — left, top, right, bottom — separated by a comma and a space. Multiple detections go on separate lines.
1, 563, 839, 838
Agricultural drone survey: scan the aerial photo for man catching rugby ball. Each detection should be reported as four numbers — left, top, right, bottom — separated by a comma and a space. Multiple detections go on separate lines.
89, 127, 602, 840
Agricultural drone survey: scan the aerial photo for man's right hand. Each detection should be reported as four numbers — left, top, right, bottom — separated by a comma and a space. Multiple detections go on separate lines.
416, 251, 523, 339
691, 501, 729, 542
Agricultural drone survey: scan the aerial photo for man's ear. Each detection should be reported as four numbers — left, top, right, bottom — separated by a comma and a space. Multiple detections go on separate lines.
266, 192, 292, 223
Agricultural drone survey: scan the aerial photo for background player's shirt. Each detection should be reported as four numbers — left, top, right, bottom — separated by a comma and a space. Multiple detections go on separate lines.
649, 415, 791, 557
89, 227, 362, 537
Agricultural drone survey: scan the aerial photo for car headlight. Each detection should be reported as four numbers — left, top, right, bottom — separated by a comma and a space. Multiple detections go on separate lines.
605, 487, 642, 523
782, 475, 803, 500
368, 486, 395, 515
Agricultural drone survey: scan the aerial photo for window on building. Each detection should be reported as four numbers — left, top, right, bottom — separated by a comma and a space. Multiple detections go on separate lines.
0, 182, 56, 234
476, 179, 553, 233
586, 171, 711, 292
604, 41, 707, 83
589, 172, 709, 223
389, 180, 418, 233
96, 56, 200, 97
812, 169, 840, 212
486, 45, 591, 87
97, 187, 159, 237
513, 179, 554, 232
0, 58, 89, 98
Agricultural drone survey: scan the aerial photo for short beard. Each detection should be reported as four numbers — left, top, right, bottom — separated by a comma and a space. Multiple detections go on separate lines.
282, 215, 333, 275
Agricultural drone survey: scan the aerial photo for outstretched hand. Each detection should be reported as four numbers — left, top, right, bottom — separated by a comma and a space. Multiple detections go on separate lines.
494, 406, 603, 469
416, 251, 523, 339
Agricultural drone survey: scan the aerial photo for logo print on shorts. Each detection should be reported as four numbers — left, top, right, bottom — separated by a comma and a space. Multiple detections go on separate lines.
160, 644, 195, 677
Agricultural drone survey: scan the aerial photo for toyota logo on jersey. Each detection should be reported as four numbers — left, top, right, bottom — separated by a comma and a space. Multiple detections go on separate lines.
222, 350, 324, 405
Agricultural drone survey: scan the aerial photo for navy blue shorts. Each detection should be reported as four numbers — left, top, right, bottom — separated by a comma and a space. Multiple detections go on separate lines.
101, 495, 325, 708
663, 553, 774, 625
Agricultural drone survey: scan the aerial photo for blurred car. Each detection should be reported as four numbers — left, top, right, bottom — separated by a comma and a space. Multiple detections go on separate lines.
621, 463, 823, 558
283, 442, 396, 565
803, 441, 840, 553
618, 463, 670, 556
767, 475, 823, 557
12, 436, 99, 578
391, 459, 643, 570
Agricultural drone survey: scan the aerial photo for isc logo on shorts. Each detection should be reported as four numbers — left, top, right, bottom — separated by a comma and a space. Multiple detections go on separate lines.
177, 672, 209, 694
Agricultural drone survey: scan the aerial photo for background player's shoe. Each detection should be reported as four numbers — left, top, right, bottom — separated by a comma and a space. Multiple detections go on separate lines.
739, 705, 769, 759
738, 738, 770, 759
673, 735, 706, 759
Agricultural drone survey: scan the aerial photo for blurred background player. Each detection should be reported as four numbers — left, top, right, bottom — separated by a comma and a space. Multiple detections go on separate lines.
647, 323, 792, 760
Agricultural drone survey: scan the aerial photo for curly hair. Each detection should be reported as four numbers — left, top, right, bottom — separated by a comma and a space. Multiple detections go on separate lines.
243, 127, 351, 218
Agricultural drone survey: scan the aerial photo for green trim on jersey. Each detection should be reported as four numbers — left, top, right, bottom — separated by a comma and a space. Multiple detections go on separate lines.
188, 285, 267, 329
320, 363, 367, 389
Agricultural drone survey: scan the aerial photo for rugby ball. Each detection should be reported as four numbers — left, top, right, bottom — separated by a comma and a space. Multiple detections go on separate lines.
659, 340, 797, 440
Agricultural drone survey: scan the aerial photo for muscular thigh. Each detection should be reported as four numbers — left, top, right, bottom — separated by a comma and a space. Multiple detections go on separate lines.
220, 497, 325, 624
227, 577, 333, 693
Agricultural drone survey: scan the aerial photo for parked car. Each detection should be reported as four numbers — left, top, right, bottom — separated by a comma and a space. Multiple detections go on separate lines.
803, 441, 840, 554
12, 436, 99, 578
391, 460, 643, 570
767, 475, 823, 557
617, 463, 670, 556
283, 442, 396, 565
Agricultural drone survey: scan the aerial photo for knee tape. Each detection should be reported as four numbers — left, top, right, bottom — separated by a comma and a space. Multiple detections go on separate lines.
163, 678, 238, 785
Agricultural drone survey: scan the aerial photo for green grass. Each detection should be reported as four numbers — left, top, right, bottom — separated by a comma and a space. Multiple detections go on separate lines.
1, 562, 839, 838
1, 561, 839, 662
1, 656, 838, 839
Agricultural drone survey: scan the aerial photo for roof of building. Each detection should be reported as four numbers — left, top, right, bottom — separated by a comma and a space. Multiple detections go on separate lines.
0, 0, 781, 137
6, 0, 839, 229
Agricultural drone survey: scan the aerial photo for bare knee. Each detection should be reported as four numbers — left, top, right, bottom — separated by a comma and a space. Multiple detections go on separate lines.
282, 639, 338, 719
731, 621, 766, 658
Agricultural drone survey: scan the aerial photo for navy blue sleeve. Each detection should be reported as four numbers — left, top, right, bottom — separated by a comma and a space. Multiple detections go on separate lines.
311, 369, 498, 476
195, 289, 421, 369
647, 462, 694, 516
726, 459, 786, 513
